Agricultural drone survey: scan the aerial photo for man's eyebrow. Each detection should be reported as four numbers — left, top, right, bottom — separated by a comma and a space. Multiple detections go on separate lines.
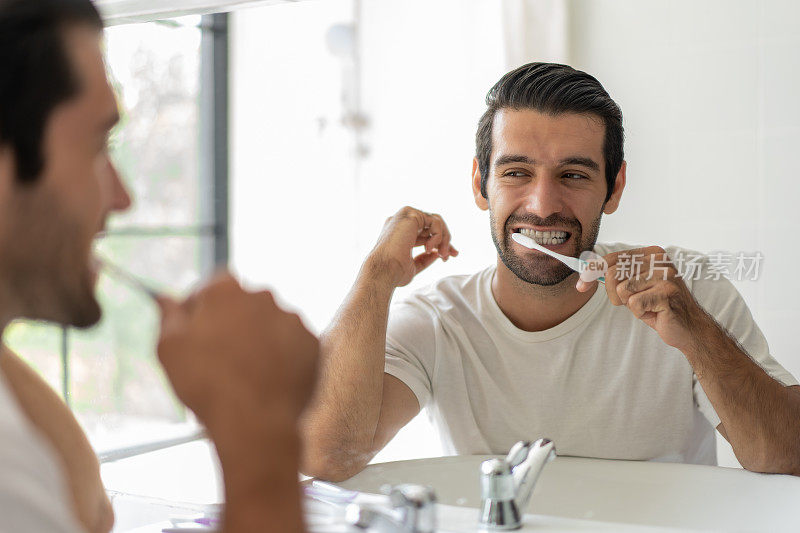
559, 156, 600, 171
494, 154, 537, 167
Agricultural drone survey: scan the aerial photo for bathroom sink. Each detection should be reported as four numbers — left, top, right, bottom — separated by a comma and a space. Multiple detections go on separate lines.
335, 455, 800, 532
105, 441, 800, 532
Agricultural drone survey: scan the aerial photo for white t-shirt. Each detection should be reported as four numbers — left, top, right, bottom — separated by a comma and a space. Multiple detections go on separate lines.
0, 365, 81, 532
384, 243, 798, 465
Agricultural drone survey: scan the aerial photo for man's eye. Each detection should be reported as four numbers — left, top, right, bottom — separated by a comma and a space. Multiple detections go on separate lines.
503, 171, 527, 178
563, 173, 587, 180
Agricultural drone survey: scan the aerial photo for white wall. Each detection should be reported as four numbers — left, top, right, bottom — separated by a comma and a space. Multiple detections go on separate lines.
230, 0, 366, 333
568, 0, 800, 466
354, 0, 509, 294
231, 0, 509, 461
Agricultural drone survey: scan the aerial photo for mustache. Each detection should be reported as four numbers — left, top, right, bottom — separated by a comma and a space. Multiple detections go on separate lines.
504, 213, 582, 234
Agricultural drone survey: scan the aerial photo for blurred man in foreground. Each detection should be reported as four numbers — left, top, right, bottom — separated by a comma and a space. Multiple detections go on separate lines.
0, 1, 317, 531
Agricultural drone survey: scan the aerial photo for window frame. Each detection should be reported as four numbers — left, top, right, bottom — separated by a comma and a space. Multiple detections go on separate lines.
58, 13, 230, 462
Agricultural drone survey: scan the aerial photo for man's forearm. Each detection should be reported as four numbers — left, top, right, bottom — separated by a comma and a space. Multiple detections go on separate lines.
300, 260, 396, 479
208, 407, 305, 533
683, 313, 800, 474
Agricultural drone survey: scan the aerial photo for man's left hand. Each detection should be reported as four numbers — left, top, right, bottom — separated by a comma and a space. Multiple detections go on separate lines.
577, 246, 710, 352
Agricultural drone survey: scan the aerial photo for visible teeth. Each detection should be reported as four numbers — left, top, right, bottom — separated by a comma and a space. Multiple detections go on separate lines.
518, 228, 568, 245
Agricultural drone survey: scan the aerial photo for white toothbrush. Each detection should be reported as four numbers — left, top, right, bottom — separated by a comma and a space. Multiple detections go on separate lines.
511, 232, 606, 284
96, 255, 162, 300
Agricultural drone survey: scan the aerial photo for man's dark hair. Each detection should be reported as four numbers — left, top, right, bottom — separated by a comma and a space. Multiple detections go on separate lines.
476, 62, 624, 202
0, 0, 103, 182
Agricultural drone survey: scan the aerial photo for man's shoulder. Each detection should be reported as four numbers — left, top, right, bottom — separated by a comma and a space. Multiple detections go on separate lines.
393, 267, 494, 318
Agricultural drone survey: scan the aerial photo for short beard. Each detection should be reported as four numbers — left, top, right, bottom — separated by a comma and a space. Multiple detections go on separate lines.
0, 186, 101, 328
490, 208, 603, 287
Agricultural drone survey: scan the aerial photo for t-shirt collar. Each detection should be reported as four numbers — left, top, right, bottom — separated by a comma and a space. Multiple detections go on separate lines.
481, 265, 607, 343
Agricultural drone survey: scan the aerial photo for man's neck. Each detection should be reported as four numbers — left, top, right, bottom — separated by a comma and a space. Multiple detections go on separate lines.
491, 258, 597, 332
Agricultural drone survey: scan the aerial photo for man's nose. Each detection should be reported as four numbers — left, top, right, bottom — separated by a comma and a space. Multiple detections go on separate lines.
523, 177, 564, 219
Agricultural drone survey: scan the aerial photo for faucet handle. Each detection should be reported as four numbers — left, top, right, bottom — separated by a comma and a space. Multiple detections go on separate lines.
479, 439, 557, 530
505, 441, 533, 468
347, 483, 437, 533
386, 483, 436, 508
346, 505, 407, 533
386, 484, 436, 533
511, 438, 556, 514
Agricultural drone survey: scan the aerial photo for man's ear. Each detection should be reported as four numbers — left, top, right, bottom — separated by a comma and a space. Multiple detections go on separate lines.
603, 160, 626, 215
472, 158, 489, 211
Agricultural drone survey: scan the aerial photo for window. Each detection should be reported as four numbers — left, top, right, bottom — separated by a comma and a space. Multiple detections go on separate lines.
5, 14, 228, 457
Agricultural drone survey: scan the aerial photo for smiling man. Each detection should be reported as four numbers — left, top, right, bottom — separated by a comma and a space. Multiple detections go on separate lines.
301, 62, 800, 480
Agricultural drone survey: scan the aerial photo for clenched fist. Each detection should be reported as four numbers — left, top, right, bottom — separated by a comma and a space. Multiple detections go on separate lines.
366, 206, 459, 288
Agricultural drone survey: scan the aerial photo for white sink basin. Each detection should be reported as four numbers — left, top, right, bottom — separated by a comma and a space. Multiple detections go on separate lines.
336, 455, 800, 532
104, 441, 800, 532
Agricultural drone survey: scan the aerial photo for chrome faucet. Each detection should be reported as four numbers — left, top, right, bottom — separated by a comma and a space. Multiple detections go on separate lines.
346, 483, 437, 533
479, 438, 556, 530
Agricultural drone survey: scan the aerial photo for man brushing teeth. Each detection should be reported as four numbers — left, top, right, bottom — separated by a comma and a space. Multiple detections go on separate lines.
515, 228, 569, 246
506, 221, 579, 286
302, 62, 800, 481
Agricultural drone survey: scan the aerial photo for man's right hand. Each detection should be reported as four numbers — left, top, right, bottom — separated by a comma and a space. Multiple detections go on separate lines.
300, 207, 448, 481
156, 273, 317, 533
367, 206, 459, 288
156, 273, 319, 430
